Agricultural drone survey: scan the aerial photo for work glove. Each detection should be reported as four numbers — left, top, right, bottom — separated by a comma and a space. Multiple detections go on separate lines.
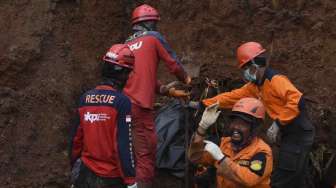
159, 81, 190, 99
267, 121, 280, 143
199, 102, 221, 131
159, 81, 180, 94
127, 183, 137, 188
203, 140, 225, 161
168, 87, 190, 98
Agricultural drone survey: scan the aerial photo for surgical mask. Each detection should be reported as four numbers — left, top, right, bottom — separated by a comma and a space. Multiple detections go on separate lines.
243, 63, 259, 83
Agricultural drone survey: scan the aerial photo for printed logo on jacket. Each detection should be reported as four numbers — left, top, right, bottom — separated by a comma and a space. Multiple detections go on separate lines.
128, 41, 143, 51
85, 94, 116, 104
84, 112, 110, 123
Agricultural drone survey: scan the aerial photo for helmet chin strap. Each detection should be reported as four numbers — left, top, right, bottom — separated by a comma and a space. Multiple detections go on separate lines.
133, 22, 156, 32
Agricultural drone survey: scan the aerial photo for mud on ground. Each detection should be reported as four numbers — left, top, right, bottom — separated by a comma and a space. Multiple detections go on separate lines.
0, 0, 335, 187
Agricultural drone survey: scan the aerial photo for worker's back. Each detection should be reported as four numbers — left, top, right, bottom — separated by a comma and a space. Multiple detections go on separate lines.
72, 84, 135, 183
124, 30, 187, 109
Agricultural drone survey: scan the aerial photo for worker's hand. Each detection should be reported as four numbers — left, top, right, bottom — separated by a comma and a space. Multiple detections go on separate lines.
185, 75, 192, 85
267, 121, 280, 143
127, 183, 137, 188
168, 88, 190, 99
187, 101, 200, 109
199, 102, 221, 131
203, 140, 225, 161
159, 81, 180, 94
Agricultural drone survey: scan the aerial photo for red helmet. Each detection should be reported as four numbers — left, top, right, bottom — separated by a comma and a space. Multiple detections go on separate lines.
237, 42, 266, 69
231, 97, 265, 121
103, 44, 134, 69
132, 4, 160, 25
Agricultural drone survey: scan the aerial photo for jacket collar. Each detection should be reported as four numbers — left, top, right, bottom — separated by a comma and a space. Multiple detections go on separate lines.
95, 81, 117, 91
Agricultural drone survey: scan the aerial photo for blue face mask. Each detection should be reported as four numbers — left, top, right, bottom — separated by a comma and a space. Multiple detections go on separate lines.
243, 63, 259, 83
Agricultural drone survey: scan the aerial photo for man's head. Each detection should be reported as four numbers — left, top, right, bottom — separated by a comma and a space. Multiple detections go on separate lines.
131, 4, 160, 31
228, 98, 265, 150
102, 44, 134, 89
237, 42, 268, 84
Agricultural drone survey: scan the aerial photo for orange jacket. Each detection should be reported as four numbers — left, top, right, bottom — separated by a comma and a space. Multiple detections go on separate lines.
203, 68, 302, 125
197, 137, 273, 188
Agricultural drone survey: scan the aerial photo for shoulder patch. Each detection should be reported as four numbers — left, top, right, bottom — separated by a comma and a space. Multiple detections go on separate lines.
250, 160, 263, 171
248, 152, 267, 176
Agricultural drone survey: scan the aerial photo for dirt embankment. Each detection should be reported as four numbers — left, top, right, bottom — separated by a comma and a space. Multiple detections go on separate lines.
0, 0, 335, 187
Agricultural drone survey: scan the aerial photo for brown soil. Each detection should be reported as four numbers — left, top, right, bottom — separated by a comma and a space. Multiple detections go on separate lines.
0, 0, 335, 187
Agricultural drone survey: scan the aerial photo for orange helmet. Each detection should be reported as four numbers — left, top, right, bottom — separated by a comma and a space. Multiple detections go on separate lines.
237, 42, 266, 69
103, 44, 135, 69
231, 97, 265, 122
132, 4, 160, 25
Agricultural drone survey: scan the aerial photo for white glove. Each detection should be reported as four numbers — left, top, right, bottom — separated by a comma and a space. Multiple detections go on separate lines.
127, 183, 137, 188
199, 102, 221, 130
267, 121, 280, 143
203, 140, 225, 161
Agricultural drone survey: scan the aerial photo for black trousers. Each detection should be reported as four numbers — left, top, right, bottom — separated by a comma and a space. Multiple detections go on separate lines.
75, 163, 126, 188
271, 110, 315, 188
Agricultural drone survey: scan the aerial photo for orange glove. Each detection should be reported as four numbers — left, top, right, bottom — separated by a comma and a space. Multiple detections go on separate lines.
168, 88, 190, 98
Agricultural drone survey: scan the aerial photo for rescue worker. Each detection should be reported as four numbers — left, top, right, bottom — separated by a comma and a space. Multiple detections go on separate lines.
195, 42, 315, 188
188, 98, 273, 188
69, 44, 137, 188
123, 4, 191, 188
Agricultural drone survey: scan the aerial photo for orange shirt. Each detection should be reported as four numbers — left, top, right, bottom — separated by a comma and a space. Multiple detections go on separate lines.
203, 68, 302, 125
198, 137, 273, 188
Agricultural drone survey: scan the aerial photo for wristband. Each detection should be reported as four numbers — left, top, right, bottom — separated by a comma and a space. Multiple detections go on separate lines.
196, 128, 206, 137
218, 155, 227, 164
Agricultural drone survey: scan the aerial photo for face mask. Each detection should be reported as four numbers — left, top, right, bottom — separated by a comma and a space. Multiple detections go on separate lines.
243, 63, 259, 83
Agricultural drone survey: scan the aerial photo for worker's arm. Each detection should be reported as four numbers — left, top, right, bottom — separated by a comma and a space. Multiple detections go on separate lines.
69, 109, 83, 167
271, 75, 302, 125
217, 152, 273, 187
188, 103, 221, 165
116, 98, 136, 185
188, 134, 216, 166
152, 32, 190, 83
202, 82, 258, 108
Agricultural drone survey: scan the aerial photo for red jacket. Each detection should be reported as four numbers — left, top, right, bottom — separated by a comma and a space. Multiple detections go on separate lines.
70, 84, 135, 185
124, 31, 188, 109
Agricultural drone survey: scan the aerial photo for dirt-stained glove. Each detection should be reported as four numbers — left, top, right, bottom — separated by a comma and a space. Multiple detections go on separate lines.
204, 140, 225, 161
267, 121, 280, 143
159, 81, 180, 94
199, 102, 221, 131
159, 81, 190, 98
168, 88, 190, 98
127, 183, 137, 188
